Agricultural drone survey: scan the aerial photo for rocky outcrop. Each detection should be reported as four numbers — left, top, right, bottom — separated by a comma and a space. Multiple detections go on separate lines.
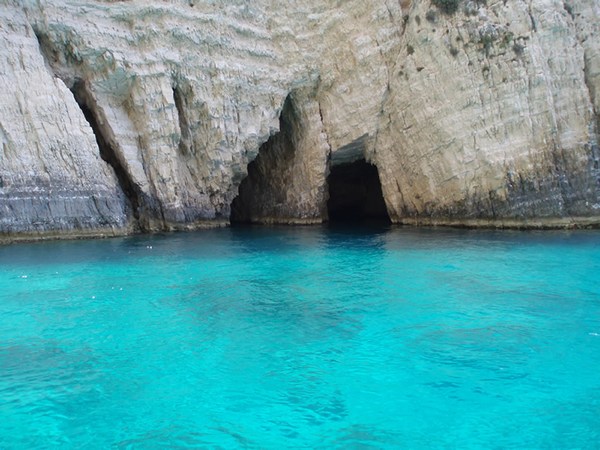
0, 4, 131, 240
376, 0, 600, 227
1, 0, 599, 239
230, 89, 330, 224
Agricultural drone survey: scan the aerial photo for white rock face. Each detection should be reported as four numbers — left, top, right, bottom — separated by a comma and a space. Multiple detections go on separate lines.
0, 0, 599, 238
0, 4, 131, 239
376, 0, 600, 226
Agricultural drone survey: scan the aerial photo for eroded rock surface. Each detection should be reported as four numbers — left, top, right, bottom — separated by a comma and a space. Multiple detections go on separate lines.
230, 89, 330, 224
1, 0, 599, 238
377, 0, 600, 226
0, 4, 131, 239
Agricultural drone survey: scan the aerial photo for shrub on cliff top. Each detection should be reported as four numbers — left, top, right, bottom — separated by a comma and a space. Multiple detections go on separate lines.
432, 0, 461, 14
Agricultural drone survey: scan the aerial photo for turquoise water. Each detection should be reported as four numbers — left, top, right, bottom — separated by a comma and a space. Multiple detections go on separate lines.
1, 226, 599, 448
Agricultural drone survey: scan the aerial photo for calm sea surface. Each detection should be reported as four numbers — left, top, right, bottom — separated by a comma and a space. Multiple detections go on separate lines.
1, 225, 599, 448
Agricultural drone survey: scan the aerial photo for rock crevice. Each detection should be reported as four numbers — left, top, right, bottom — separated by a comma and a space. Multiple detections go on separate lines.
0, 8, 131, 240
70, 80, 142, 227
231, 89, 330, 224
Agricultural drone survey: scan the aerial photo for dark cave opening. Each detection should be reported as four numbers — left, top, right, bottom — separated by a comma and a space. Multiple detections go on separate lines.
229, 148, 266, 224
327, 159, 390, 223
230, 96, 296, 224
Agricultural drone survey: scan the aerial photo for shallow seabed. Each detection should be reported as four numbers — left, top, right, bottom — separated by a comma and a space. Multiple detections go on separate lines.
1, 225, 599, 448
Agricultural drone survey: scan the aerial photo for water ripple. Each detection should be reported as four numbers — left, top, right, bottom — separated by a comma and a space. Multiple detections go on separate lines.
1, 226, 600, 448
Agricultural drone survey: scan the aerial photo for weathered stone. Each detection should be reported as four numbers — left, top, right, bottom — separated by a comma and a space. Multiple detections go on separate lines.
376, 0, 600, 226
0, 0, 599, 239
231, 89, 330, 224
0, 5, 131, 240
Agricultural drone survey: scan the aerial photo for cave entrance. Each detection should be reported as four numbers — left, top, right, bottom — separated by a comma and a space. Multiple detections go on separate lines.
327, 159, 390, 224
230, 96, 296, 224
230, 93, 329, 225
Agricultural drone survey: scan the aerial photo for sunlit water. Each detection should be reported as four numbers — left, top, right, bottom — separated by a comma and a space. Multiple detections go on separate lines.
1, 225, 599, 448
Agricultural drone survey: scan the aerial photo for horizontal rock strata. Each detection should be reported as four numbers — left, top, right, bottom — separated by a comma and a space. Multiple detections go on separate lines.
1, 0, 599, 239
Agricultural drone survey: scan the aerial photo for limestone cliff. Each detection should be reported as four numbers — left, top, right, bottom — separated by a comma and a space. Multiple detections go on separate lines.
0, 0, 599, 239
378, 0, 600, 227
0, 4, 130, 239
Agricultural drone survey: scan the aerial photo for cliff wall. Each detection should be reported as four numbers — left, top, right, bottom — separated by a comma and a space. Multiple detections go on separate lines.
0, 0, 598, 239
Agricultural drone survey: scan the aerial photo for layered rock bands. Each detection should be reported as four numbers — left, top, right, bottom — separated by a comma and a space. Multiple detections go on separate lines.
1, 0, 599, 239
